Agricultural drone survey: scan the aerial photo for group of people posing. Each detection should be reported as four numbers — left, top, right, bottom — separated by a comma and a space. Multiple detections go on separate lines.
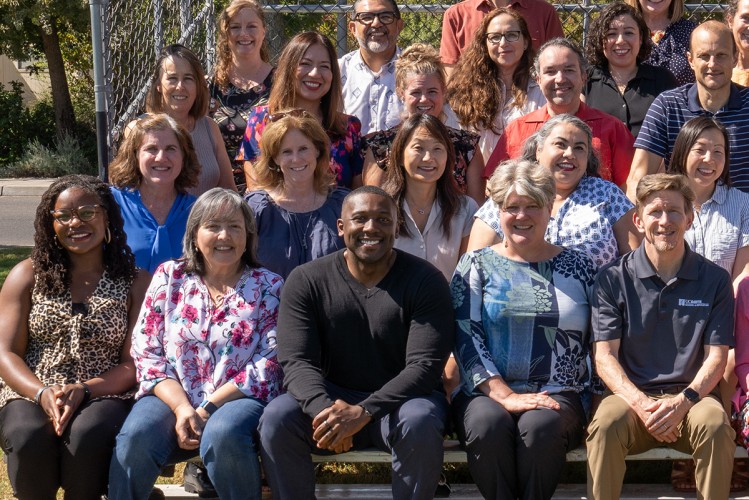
3, 0, 749, 498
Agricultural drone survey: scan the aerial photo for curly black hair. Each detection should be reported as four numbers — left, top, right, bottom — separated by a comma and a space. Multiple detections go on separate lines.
586, 2, 652, 68
32, 175, 137, 296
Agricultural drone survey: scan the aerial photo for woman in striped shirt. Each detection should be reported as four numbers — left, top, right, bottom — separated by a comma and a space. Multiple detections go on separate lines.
667, 116, 749, 283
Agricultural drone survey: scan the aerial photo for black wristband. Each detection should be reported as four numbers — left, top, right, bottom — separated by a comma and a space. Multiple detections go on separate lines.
80, 382, 91, 403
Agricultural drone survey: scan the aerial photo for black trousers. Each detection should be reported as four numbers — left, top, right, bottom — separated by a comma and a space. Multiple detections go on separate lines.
0, 397, 131, 500
452, 391, 586, 500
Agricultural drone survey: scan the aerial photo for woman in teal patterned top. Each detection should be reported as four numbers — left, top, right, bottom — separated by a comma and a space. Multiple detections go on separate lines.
450, 159, 597, 500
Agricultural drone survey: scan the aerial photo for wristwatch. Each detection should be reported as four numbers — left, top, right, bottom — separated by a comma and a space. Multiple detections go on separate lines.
358, 404, 373, 419
198, 400, 219, 417
682, 388, 700, 404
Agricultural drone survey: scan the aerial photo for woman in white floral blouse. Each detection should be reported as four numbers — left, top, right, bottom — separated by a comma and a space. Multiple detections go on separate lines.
109, 188, 284, 500
467, 114, 640, 267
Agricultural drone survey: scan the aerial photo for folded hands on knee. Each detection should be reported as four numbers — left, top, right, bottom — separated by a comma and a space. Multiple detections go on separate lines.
312, 400, 372, 453
632, 395, 689, 443
38, 383, 88, 436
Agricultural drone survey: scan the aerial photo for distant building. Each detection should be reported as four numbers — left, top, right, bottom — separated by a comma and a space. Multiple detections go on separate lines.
0, 55, 50, 105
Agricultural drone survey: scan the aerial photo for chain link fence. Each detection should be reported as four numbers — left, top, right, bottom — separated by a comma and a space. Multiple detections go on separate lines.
98, 0, 728, 161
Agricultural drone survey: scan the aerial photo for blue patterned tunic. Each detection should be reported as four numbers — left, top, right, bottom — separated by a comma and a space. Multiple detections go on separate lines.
476, 176, 632, 267
451, 247, 596, 396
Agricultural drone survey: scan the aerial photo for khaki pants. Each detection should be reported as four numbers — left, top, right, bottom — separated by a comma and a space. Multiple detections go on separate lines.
586, 393, 735, 500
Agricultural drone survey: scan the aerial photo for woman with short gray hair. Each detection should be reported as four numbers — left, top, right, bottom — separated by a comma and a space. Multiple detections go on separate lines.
451, 159, 598, 499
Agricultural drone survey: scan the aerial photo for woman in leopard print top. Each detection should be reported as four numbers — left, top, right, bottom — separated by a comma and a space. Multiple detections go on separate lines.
0, 175, 150, 499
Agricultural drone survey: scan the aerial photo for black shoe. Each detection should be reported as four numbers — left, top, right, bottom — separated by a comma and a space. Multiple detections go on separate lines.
147, 488, 165, 500
183, 462, 218, 498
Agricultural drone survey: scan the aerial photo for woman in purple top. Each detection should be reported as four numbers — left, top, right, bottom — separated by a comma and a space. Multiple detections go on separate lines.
240, 32, 363, 190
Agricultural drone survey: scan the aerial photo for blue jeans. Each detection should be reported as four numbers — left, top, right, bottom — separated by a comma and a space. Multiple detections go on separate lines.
109, 394, 266, 500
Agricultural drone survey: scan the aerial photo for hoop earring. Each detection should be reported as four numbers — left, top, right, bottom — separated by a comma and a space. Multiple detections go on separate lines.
54, 234, 63, 249
105, 227, 112, 244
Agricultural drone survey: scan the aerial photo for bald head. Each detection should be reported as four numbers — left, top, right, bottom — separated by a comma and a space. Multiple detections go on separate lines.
691, 20, 737, 56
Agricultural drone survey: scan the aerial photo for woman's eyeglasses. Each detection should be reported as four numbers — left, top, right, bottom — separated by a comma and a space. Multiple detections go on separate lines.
485, 31, 522, 44
50, 205, 101, 224
353, 11, 398, 25
268, 109, 314, 122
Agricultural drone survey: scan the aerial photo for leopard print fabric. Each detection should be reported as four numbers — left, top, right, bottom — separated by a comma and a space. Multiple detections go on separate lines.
0, 271, 134, 408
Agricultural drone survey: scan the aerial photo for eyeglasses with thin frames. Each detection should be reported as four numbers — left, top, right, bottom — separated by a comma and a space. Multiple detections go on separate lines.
485, 31, 522, 44
50, 205, 101, 225
353, 11, 399, 25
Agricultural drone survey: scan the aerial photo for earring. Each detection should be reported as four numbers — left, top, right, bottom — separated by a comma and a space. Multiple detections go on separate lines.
268, 162, 280, 172
105, 227, 112, 244
53, 234, 63, 249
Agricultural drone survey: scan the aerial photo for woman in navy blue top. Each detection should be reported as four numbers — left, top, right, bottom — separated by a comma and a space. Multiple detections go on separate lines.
246, 111, 346, 279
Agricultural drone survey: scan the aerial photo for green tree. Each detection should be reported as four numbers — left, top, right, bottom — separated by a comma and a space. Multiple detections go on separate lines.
0, 0, 90, 138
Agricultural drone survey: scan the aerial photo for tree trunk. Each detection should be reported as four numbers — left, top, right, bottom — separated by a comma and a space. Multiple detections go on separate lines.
40, 19, 75, 138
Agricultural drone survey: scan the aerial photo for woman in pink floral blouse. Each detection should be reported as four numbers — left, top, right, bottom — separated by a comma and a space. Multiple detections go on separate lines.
109, 187, 284, 500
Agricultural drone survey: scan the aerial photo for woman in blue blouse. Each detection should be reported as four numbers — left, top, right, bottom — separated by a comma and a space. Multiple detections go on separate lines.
451, 159, 597, 500
246, 111, 346, 279
109, 113, 200, 274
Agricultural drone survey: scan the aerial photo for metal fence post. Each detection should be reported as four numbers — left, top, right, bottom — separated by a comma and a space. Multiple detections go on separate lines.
89, 0, 109, 180
337, 0, 348, 57
206, 0, 215, 75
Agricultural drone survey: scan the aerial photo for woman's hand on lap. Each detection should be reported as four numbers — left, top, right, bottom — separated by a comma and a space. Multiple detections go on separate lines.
54, 383, 88, 435
174, 402, 203, 450
492, 390, 561, 413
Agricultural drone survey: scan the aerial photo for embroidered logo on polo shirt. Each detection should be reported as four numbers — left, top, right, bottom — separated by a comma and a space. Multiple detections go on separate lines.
678, 299, 710, 307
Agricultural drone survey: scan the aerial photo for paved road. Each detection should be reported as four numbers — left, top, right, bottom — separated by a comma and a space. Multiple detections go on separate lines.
0, 195, 40, 247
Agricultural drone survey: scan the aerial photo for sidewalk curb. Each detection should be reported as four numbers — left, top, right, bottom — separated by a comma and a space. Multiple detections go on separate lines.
0, 179, 56, 197
0, 185, 50, 196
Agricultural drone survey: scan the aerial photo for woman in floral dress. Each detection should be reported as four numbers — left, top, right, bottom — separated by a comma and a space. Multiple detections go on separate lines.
109, 188, 284, 500
451, 159, 597, 500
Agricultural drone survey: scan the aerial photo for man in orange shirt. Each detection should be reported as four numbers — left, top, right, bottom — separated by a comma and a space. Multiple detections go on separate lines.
483, 38, 635, 188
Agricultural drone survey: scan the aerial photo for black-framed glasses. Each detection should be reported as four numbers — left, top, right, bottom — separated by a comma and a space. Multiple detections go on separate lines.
353, 11, 399, 25
486, 31, 522, 44
50, 205, 101, 224
268, 108, 314, 122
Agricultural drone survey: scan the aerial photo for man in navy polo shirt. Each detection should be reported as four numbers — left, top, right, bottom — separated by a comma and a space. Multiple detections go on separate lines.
587, 174, 735, 500
626, 21, 749, 199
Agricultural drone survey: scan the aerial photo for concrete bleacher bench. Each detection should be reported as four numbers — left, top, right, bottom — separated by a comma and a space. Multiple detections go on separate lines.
309, 439, 749, 463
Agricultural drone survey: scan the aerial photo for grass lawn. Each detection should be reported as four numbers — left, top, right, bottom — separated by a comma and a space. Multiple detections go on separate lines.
0, 247, 31, 287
